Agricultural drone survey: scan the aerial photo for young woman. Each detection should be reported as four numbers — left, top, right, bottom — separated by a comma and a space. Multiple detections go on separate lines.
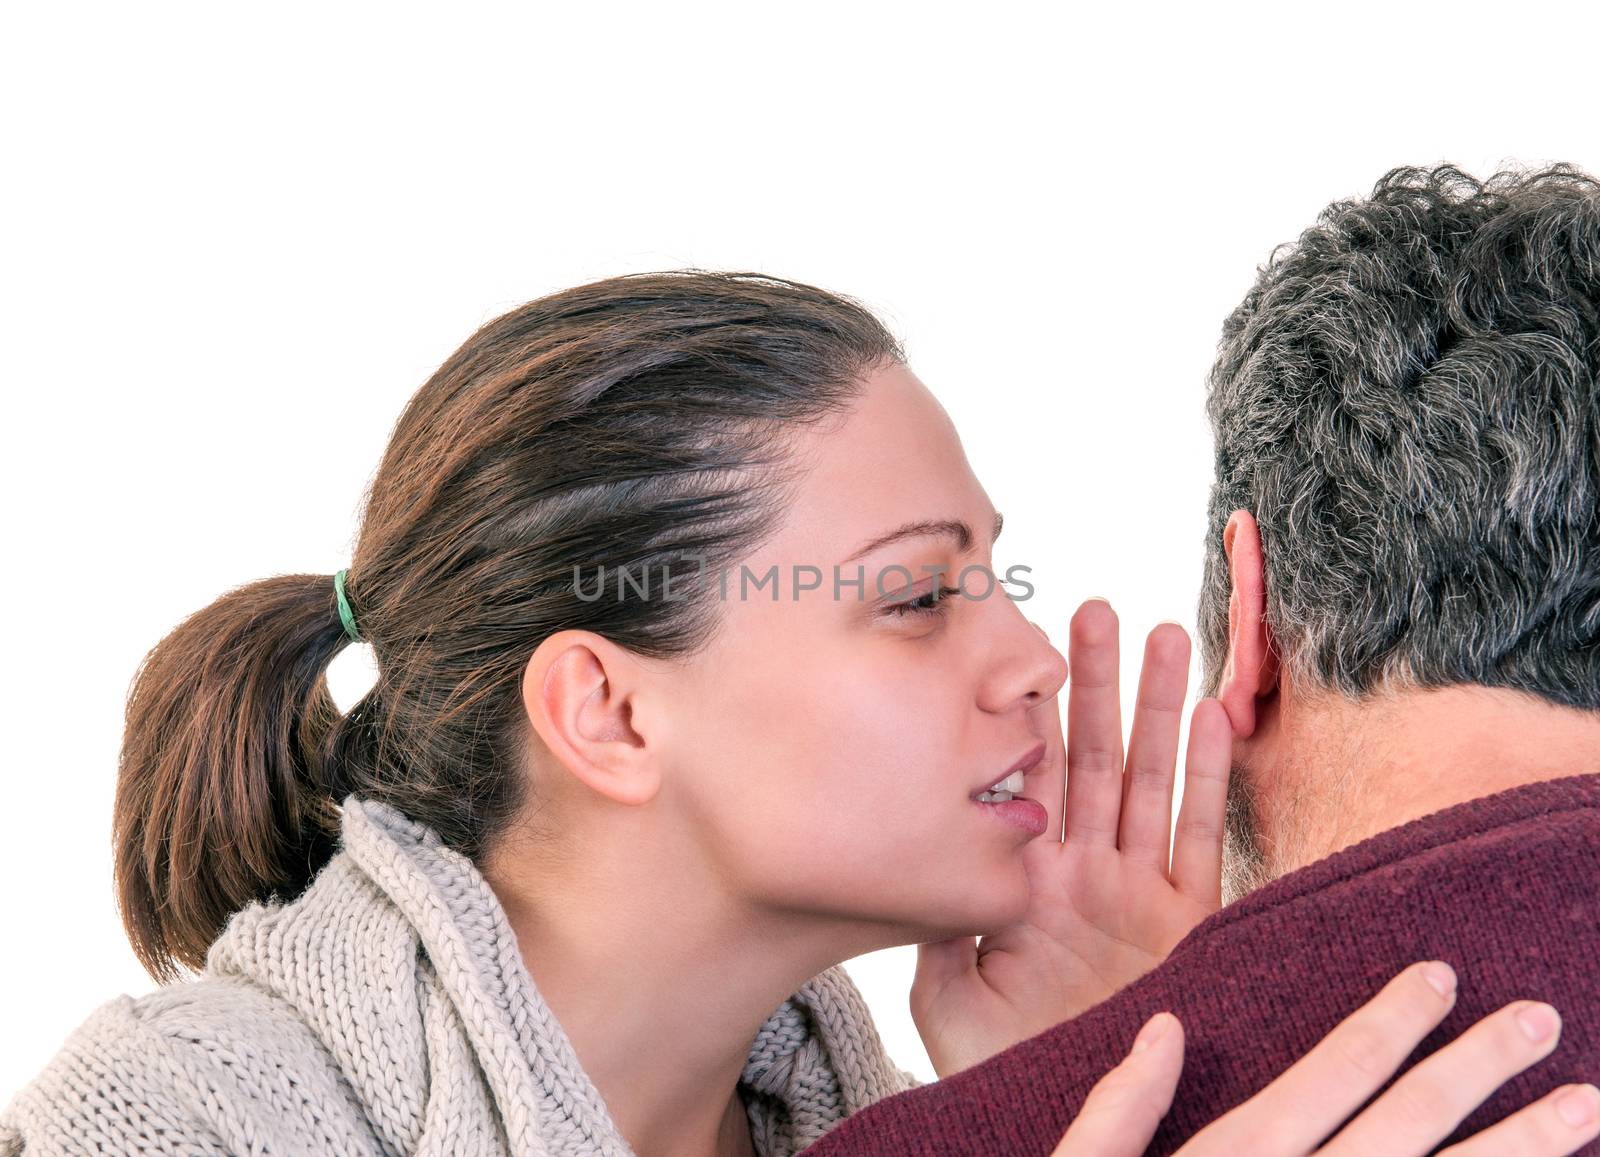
2, 272, 1591, 1156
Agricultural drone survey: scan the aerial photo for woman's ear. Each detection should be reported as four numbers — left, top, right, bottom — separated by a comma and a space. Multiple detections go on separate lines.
520, 631, 659, 807
1218, 509, 1279, 738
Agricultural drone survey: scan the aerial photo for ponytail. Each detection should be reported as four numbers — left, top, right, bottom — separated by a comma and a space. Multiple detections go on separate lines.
113, 573, 354, 983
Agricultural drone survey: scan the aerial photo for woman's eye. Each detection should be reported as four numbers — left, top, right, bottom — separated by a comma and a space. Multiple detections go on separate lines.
883, 584, 963, 618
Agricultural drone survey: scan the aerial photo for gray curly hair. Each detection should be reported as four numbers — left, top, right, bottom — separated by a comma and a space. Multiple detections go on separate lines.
1198, 162, 1600, 709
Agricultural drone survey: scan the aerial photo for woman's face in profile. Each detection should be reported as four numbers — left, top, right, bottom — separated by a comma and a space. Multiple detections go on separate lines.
656, 360, 1068, 947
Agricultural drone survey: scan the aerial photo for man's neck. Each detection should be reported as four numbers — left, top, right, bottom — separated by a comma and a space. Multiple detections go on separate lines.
1245, 683, 1600, 882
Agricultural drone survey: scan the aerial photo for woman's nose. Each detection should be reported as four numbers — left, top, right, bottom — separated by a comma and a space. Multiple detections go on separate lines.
979, 608, 1068, 713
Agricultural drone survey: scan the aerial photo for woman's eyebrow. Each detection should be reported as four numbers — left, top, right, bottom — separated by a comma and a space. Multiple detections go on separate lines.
839, 510, 1003, 565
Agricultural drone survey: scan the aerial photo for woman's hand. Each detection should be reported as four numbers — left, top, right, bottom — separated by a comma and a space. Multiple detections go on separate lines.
1052, 960, 1600, 1155
913, 598, 1233, 1077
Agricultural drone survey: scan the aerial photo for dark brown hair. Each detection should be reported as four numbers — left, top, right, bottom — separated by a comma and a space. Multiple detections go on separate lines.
114, 270, 904, 982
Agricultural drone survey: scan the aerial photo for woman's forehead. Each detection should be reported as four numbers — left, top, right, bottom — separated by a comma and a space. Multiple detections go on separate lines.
771, 364, 981, 554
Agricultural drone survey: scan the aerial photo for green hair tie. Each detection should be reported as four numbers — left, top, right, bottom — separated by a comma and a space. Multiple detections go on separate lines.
333, 568, 362, 642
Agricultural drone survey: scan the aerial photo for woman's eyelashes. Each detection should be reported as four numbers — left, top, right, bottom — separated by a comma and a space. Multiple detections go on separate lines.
881, 584, 963, 619
877, 565, 1029, 620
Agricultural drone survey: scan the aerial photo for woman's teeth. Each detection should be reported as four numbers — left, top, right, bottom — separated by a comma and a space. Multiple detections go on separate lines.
975, 769, 1026, 802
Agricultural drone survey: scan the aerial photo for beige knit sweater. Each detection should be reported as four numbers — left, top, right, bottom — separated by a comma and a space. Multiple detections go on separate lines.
0, 795, 922, 1155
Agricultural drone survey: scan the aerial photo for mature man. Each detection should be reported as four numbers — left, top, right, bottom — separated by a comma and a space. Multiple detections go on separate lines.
1202, 164, 1600, 910
806, 163, 1600, 1153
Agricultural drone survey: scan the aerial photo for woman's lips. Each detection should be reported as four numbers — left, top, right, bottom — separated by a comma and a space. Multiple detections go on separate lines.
968, 739, 1047, 798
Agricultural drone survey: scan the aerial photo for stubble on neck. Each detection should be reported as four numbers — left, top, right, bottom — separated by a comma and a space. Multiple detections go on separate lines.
1220, 765, 1275, 907
1219, 742, 1369, 906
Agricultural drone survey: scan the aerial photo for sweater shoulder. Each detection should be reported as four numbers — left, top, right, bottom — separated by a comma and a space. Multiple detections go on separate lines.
0, 993, 232, 1156
1191, 772, 1598, 944
0, 982, 377, 1157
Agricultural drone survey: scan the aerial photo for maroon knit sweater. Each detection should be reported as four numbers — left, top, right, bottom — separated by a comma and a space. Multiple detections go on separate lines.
806, 772, 1599, 1156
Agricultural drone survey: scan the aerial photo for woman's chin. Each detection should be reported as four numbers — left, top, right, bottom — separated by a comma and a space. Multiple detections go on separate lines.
947, 868, 1032, 932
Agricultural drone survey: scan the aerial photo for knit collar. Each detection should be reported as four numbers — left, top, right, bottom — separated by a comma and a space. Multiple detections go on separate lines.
203, 794, 918, 1156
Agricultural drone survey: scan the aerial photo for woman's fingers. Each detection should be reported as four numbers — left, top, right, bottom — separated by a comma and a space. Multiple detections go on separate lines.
1055, 964, 1597, 1157
1319, 997, 1582, 1155
1180, 961, 1463, 1152
1435, 1082, 1600, 1155
1179, 960, 1597, 1156
1116, 622, 1191, 869
1167, 697, 1232, 909
1063, 599, 1124, 846
1051, 1012, 1185, 1156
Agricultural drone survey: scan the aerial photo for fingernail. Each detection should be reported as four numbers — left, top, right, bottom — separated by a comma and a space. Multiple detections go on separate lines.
1086, 596, 1110, 604
1517, 1003, 1560, 1042
1423, 961, 1457, 997
1556, 1084, 1600, 1128
1130, 1012, 1170, 1055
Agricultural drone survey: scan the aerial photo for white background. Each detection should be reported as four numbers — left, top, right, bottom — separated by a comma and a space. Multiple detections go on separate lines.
4, 0, 1597, 1106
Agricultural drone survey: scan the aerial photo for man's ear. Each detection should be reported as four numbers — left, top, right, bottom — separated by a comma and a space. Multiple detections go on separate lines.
1218, 509, 1280, 738
520, 630, 659, 807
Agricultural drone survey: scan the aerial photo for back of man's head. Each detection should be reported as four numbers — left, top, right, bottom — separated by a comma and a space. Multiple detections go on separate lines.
1199, 163, 1600, 712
